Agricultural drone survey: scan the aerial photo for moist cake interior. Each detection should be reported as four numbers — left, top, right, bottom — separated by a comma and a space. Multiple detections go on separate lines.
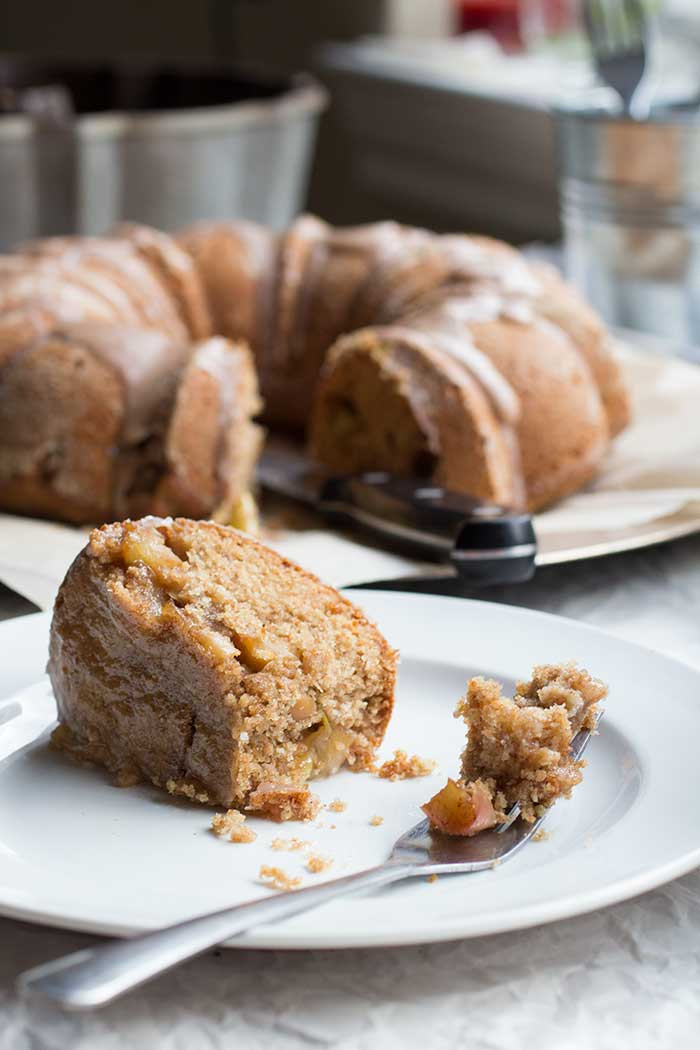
49, 517, 396, 811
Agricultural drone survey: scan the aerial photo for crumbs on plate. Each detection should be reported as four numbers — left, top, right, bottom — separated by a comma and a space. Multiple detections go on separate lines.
259, 865, 302, 891
306, 853, 333, 874
377, 749, 437, 780
210, 809, 257, 843
270, 837, 309, 852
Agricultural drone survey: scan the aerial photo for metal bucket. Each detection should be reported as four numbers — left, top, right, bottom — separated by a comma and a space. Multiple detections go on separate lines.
557, 100, 700, 344
0, 59, 327, 250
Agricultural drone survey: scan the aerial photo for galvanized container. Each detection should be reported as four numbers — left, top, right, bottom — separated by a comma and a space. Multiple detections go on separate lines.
0, 60, 327, 250
557, 100, 700, 344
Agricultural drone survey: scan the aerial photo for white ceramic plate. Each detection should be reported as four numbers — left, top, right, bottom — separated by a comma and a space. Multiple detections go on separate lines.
1, 592, 700, 949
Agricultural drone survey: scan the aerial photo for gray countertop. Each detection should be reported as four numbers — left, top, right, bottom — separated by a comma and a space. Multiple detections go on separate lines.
2, 536, 700, 1050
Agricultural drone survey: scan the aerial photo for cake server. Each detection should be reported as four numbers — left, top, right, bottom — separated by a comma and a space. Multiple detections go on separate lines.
257, 437, 537, 587
17, 718, 600, 1010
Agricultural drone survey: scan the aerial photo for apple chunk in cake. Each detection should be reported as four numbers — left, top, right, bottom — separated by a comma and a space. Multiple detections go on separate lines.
423, 663, 607, 835
49, 517, 396, 814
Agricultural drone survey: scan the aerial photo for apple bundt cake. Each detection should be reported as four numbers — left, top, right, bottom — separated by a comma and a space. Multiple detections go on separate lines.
422, 663, 607, 835
183, 218, 629, 511
48, 517, 397, 811
0, 217, 630, 524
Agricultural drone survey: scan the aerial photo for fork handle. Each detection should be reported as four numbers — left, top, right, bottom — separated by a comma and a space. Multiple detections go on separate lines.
17, 862, 414, 1010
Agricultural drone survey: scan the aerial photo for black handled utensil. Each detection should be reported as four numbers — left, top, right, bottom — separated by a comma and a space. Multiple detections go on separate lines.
257, 439, 536, 587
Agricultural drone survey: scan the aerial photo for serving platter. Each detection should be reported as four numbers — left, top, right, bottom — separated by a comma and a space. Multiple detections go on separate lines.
1, 591, 699, 949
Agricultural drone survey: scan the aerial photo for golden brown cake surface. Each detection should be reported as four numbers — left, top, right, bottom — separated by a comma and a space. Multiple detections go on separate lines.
48, 517, 397, 813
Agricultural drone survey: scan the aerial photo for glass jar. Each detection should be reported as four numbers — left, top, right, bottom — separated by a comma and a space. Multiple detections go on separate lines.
557, 100, 700, 344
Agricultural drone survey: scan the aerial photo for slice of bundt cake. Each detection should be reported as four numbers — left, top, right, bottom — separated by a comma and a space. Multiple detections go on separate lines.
152, 336, 263, 526
0, 321, 186, 523
49, 518, 397, 812
309, 307, 611, 512
0, 321, 260, 524
309, 324, 523, 508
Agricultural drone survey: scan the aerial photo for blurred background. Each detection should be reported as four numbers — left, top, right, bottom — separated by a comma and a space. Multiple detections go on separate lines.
2, 0, 700, 338
2, 0, 699, 237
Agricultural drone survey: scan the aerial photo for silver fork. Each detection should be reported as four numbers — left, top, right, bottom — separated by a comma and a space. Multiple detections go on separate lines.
583, 0, 651, 118
17, 718, 600, 1011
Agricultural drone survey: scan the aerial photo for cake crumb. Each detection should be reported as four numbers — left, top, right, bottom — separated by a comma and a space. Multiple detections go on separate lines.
533, 828, 550, 842
306, 853, 333, 874
427, 874, 438, 884
166, 778, 211, 804
490, 858, 501, 870
327, 798, 347, 813
247, 783, 321, 822
211, 809, 257, 843
377, 750, 437, 781
270, 837, 309, 852
455, 664, 606, 823
369, 815, 384, 826
259, 865, 302, 891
